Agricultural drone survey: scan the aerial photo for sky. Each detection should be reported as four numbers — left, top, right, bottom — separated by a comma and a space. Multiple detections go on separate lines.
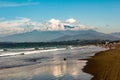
0, 0, 120, 36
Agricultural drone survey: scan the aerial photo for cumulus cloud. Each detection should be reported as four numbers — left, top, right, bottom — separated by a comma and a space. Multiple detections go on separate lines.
26, 21, 43, 31
66, 18, 76, 23
0, 18, 96, 36
40, 18, 95, 31
0, 27, 24, 36
43, 18, 64, 31
0, 18, 30, 27
0, 18, 30, 36
48, 18, 61, 25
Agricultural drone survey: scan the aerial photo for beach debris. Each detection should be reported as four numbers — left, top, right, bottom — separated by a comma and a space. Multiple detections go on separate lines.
3, 49, 7, 51
20, 53, 24, 55
34, 48, 39, 50
66, 46, 72, 49
64, 58, 67, 61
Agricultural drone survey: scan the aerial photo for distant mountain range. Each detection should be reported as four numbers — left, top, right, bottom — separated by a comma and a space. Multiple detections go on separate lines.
0, 30, 120, 42
110, 32, 120, 38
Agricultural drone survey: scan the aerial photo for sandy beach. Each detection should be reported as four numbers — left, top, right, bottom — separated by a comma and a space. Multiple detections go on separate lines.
83, 43, 120, 80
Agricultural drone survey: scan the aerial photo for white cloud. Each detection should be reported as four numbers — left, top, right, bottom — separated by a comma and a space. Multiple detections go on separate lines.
66, 18, 76, 23
71, 25, 96, 30
0, 18, 30, 27
41, 18, 95, 31
0, 27, 24, 35
0, 1, 39, 7
26, 21, 43, 31
0, 18, 30, 35
0, 18, 96, 36
48, 18, 61, 25
44, 18, 64, 31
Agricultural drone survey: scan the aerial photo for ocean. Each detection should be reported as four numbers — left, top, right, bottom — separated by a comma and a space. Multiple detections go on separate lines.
0, 45, 107, 80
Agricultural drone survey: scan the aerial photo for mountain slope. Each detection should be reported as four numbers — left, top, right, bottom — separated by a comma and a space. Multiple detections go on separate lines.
0, 30, 119, 42
54, 30, 120, 41
0, 30, 63, 42
111, 32, 120, 38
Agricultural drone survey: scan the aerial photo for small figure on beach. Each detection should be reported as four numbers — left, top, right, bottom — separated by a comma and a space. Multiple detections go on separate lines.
64, 58, 67, 61
101, 41, 115, 49
108, 43, 114, 49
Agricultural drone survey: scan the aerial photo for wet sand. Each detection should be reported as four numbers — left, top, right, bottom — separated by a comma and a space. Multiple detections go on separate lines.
0, 60, 92, 80
83, 44, 120, 80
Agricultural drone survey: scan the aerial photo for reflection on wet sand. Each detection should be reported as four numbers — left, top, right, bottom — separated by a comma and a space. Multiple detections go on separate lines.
37, 60, 82, 77
0, 59, 92, 80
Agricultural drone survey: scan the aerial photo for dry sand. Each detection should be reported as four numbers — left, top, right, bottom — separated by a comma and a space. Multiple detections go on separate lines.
83, 43, 120, 80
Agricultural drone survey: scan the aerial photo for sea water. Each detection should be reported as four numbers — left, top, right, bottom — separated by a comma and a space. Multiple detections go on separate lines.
0, 46, 107, 80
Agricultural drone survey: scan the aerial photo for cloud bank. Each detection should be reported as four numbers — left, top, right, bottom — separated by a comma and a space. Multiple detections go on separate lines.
0, 18, 96, 36
0, 18, 30, 36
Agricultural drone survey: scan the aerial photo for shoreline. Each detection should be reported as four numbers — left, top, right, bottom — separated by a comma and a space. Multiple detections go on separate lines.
0, 45, 106, 70
83, 43, 120, 80
0, 45, 106, 80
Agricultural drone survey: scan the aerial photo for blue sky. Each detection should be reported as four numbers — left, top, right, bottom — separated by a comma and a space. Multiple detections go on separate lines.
0, 0, 120, 35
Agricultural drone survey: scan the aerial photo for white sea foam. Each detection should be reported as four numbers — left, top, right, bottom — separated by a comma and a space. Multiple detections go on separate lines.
0, 49, 4, 52
0, 46, 107, 57
0, 48, 66, 57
